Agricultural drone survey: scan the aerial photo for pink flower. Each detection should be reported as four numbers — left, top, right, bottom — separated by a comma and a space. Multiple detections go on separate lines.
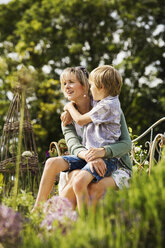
0, 205, 22, 247
40, 196, 77, 231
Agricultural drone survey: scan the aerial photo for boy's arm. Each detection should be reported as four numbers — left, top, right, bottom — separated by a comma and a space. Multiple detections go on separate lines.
64, 102, 92, 126
61, 111, 73, 126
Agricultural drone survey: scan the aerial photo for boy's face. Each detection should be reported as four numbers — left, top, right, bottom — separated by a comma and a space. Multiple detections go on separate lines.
89, 78, 102, 101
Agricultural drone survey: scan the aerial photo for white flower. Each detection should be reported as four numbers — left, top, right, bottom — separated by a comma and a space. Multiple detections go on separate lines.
22, 151, 33, 157
144, 160, 149, 166
134, 147, 141, 153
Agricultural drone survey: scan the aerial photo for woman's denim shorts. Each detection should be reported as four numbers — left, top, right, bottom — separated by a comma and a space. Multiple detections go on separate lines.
62, 155, 118, 182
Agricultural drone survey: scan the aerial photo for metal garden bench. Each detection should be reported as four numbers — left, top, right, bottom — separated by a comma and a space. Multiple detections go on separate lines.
49, 117, 165, 176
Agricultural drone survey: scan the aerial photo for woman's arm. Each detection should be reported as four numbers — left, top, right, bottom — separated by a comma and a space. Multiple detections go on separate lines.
61, 123, 87, 156
103, 111, 132, 158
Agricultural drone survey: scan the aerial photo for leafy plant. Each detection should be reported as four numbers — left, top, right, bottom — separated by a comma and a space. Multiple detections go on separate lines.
0, 204, 23, 248
2, 190, 34, 215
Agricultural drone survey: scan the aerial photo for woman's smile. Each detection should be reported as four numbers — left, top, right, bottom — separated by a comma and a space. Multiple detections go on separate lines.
63, 74, 85, 101
66, 90, 74, 95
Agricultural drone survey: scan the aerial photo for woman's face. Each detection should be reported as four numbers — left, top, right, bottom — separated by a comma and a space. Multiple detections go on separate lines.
62, 72, 86, 102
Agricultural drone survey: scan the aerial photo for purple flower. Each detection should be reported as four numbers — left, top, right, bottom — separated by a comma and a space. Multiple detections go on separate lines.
40, 196, 78, 231
0, 205, 23, 247
46, 150, 50, 158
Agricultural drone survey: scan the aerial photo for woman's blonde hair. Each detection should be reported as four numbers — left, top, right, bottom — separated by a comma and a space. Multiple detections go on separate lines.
60, 66, 90, 95
89, 65, 122, 96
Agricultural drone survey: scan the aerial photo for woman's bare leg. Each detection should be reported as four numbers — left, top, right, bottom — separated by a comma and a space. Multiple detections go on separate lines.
59, 170, 80, 208
88, 176, 117, 210
33, 157, 69, 210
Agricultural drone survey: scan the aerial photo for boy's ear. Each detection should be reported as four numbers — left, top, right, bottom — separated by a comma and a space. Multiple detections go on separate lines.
100, 83, 104, 89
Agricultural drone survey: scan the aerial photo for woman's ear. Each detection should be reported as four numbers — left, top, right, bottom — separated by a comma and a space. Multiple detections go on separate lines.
83, 85, 89, 97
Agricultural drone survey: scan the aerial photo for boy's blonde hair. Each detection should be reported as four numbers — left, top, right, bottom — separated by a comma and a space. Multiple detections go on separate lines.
89, 65, 122, 96
60, 67, 90, 95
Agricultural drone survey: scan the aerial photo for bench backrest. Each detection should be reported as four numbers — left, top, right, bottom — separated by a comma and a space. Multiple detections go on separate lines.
131, 117, 165, 175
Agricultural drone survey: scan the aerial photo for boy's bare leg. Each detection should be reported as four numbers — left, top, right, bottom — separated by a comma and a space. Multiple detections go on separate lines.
60, 170, 80, 209
88, 176, 117, 210
33, 157, 69, 210
73, 170, 94, 213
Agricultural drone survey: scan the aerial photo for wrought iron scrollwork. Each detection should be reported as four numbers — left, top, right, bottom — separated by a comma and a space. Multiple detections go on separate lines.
131, 117, 165, 174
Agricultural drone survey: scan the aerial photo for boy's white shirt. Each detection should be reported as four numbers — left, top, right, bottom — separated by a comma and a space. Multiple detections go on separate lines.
83, 95, 121, 149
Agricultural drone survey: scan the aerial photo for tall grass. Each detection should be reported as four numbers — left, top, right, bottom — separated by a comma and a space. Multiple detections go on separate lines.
13, 87, 25, 209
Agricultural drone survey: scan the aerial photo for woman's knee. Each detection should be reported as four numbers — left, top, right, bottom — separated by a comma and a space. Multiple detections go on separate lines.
44, 157, 64, 172
73, 176, 86, 194
45, 157, 56, 169
68, 170, 80, 182
88, 181, 105, 200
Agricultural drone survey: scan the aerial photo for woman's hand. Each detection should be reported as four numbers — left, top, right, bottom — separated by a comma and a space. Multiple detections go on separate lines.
89, 158, 107, 177
61, 111, 73, 126
77, 150, 88, 160
85, 147, 106, 162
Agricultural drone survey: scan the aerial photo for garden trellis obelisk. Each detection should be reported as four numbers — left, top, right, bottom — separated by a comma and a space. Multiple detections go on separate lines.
0, 84, 39, 191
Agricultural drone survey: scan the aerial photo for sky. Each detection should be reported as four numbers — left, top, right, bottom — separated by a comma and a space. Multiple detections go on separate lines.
0, 0, 11, 4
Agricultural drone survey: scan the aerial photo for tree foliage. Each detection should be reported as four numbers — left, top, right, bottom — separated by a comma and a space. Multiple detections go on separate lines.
0, 0, 164, 160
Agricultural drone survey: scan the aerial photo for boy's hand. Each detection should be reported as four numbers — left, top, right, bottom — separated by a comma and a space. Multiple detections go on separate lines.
61, 111, 72, 126
89, 158, 107, 177
85, 147, 106, 162
64, 102, 75, 111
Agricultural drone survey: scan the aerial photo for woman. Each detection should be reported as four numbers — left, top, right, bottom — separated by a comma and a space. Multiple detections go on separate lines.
33, 66, 132, 210
60, 108, 132, 209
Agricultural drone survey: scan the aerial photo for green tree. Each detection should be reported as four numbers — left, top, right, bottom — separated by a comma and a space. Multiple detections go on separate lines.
0, 0, 164, 161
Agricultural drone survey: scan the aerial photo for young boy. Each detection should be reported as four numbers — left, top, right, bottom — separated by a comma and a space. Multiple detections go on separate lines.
63, 65, 123, 212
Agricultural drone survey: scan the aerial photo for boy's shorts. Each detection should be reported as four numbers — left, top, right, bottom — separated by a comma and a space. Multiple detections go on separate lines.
62, 155, 118, 182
